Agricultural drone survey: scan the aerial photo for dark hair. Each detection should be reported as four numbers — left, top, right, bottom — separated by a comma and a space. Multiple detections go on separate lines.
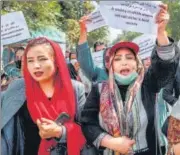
94, 41, 105, 51
15, 47, 25, 54
69, 52, 76, 60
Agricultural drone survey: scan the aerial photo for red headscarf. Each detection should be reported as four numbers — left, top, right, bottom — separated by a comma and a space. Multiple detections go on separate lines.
23, 37, 85, 155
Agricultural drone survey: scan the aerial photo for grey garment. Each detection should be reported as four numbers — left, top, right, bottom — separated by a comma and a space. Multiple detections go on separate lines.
59, 79, 86, 142
1, 78, 86, 155
156, 41, 175, 60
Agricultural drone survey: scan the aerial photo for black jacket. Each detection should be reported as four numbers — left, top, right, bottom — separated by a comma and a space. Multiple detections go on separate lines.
163, 59, 180, 105
80, 42, 180, 155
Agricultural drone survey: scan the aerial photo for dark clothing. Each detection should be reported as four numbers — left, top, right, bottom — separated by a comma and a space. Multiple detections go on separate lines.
19, 101, 41, 155
67, 63, 78, 80
163, 60, 180, 105
81, 43, 180, 155
117, 84, 128, 102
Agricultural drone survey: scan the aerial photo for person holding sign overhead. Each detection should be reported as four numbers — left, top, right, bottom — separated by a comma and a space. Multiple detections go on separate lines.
77, 16, 108, 83
80, 4, 179, 155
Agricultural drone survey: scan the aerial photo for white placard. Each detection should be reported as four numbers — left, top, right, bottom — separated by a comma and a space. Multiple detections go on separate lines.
99, 1, 160, 34
86, 9, 107, 32
1, 11, 30, 45
133, 34, 156, 59
100, 1, 162, 14
1, 44, 3, 70
91, 50, 104, 69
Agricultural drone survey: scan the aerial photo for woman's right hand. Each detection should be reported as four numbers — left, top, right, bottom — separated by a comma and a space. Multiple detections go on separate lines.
101, 135, 135, 154
78, 16, 90, 44
111, 136, 135, 154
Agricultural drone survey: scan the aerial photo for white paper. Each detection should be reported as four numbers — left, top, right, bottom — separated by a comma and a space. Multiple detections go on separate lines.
100, 1, 162, 14
1, 44, 3, 70
91, 50, 104, 69
132, 34, 156, 59
1, 11, 30, 45
99, 2, 160, 34
86, 9, 107, 32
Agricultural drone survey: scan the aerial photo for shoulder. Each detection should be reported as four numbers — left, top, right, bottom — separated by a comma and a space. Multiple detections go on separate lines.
2, 78, 25, 100
7, 78, 25, 92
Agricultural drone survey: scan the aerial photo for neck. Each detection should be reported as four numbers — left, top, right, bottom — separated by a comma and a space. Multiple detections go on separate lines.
39, 78, 55, 98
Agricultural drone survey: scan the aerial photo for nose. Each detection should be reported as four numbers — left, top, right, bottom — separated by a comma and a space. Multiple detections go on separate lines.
34, 61, 40, 69
121, 58, 127, 66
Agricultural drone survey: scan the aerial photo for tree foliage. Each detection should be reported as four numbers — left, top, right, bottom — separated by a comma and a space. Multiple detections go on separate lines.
1, 1, 109, 49
163, 0, 180, 41
112, 0, 180, 44
112, 31, 142, 45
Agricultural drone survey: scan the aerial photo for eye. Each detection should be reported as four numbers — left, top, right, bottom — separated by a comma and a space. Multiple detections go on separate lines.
127, 56, 134, 60
27, 60, 33, 63
114, 57, 121, 61
39, 58, 48, 61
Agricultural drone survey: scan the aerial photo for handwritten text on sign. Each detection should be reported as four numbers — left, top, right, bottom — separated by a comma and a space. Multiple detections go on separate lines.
1, 11, 30, 45
99, 1, 160, 34
133, 34, 156, 59
86, 10, 107, 32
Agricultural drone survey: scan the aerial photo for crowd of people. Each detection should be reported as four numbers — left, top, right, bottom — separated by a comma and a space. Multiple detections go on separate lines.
1, 3, 180, 155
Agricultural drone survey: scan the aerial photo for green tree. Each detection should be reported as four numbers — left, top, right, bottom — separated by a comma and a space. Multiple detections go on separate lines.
59, 1, 109, 48
112, 31, 142, 45
163, 0, 180, 41
1, 1, 62, 30
1, 1, 109, 49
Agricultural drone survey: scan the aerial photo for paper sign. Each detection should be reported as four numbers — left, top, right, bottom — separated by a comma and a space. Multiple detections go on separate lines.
99, 1, 160, 34
1, 11, 30, 45
1, 44, 3, 70
91, 50, 104, 69
132, 34, 156, 59
100, 1, 162, 14
86, 9, 107, 32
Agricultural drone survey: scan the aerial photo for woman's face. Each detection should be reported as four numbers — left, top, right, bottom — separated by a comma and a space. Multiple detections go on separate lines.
112, 48, 137, 76
26, 44, 56, 83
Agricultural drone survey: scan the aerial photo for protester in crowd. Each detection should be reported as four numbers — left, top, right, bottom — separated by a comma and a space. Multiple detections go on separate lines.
1, 37, 86, 155
167, 96, 180, 155
163, 59, 180, 106
77, 17, 108, 82
162, 59, 180, 155
142, 57, 151, 71
142, 56, 169, 154
80, 4, 179, 155
3, 47, 25, 78
2, 47, 15, 68
1, 71, 12, 91
94, 41, 106, 52
68, 51, 92, 95
65, 50, 70, 63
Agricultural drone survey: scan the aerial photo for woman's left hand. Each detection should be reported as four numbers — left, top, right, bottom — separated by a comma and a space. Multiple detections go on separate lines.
156, 4, 170, 46
37, 118, 63, 139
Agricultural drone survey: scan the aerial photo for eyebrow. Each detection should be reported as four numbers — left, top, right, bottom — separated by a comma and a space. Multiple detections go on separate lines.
27, 55, 46, 59
115, 54, 134, 57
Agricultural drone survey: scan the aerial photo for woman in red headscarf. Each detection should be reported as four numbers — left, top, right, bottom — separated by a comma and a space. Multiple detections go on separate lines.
1, 37, 86, 155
